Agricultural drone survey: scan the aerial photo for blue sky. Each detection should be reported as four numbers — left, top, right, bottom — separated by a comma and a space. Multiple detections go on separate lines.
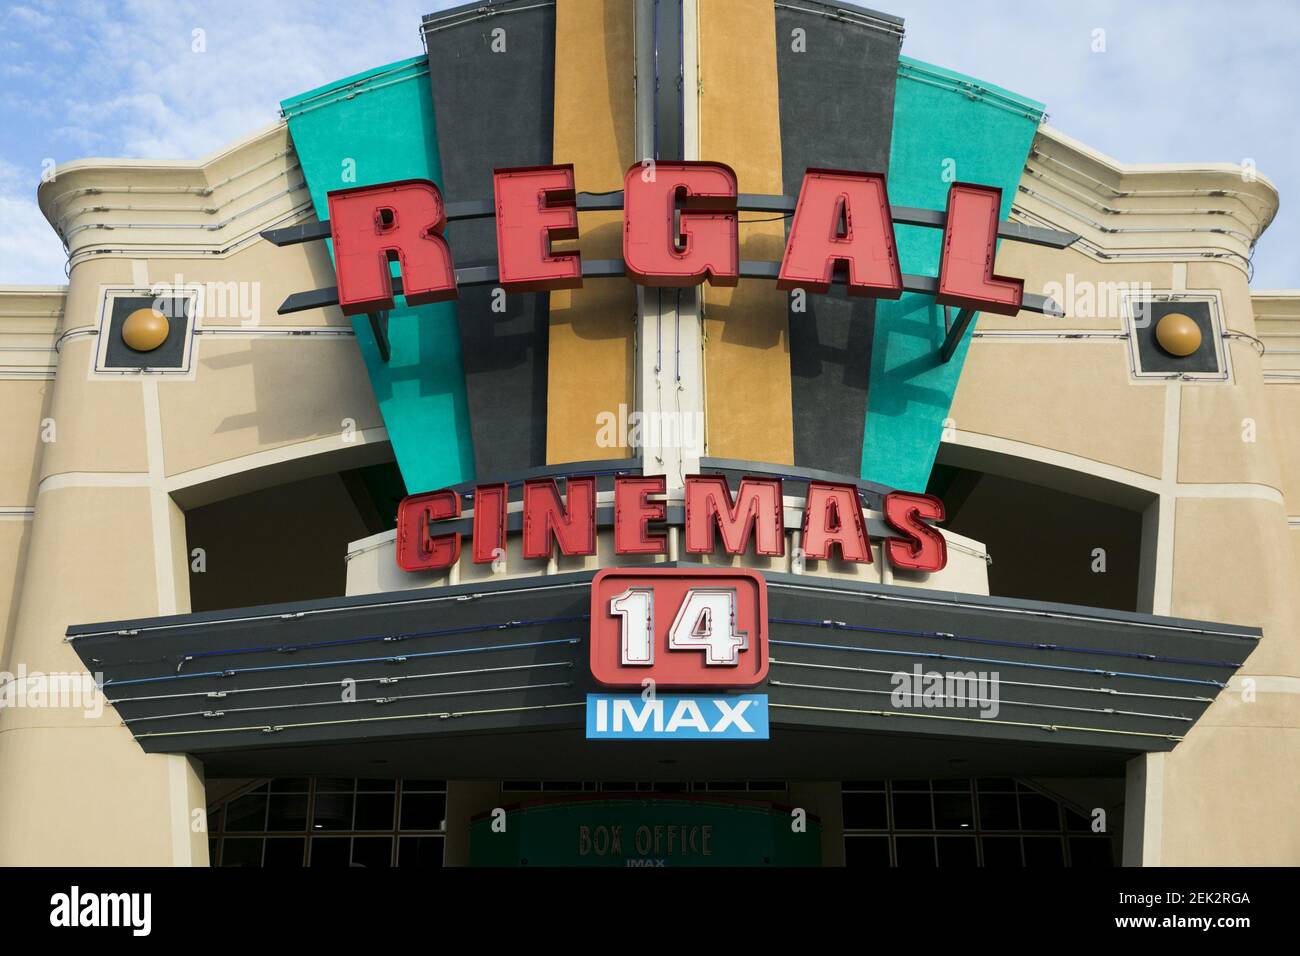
1, 0, 1295, 287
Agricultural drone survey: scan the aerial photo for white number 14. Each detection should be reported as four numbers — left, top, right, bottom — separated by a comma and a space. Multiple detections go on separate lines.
609, 587, 748, 667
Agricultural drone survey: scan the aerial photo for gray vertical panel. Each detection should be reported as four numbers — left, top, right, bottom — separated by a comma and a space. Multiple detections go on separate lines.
423, 1, 556, 477
775, 3, 902, 476
653, 0, 684, 162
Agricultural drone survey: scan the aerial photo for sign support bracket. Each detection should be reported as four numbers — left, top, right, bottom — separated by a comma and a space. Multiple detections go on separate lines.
940, 306, 976, 363
367, 310, 390, 363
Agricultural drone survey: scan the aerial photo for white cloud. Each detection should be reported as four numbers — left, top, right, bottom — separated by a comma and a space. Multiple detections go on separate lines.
0, 191, 67, 285
1, 0, 1294, 286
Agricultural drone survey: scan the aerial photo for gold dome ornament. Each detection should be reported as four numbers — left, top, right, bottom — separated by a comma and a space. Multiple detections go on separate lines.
121, 308, 170, 352
1154, 312, 1202, 357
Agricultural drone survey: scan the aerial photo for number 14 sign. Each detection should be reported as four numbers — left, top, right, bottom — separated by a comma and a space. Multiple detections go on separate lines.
589, 568, 768, 688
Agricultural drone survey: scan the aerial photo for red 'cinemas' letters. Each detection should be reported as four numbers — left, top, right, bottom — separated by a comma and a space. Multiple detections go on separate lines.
395, 488, 460, 572
801, 480, 872, 562
613, 476, 668, 555
328, 179, 457, 315
683, 476, 785, 557
470, 482, 508, 565
521, 476, 597, 559
493, 164, 582, 292
395, 475, 949, 573
883, 491, 948, 572
622, 161, 740, 287
777, 169, 903, 298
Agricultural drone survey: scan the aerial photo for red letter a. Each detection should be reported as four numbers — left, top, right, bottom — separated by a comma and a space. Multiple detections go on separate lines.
778, 169, 902, 298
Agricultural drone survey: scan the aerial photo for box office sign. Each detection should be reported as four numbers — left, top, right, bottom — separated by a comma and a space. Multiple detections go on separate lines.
469, 797, 821, 867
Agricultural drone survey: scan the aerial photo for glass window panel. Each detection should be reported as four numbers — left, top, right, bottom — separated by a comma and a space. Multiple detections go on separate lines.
894, 836, 936, 867
267, 794, 308, 832
224, 794, 267, 832
220, 838, 263, 867
892, 780, 931, 792
544, 781, 583, 791
207, 805, 223, 834
402, 779, 446, 791
842, 792, 888, 830
936, 836, 978, 866
891, 793, 933, 830
400, 792, 447, 831
844, 835, 891, 867
351, 837, 393, 868
208, 839, 218, 866
980, 836, 1023, 867
748, 781, 786, 791
651, 781, 688, 793
398, 836, 445, 867
1023, 836, 1065, 867
501, 781, 540, 791
842, 780, 885, 791
314, 778, 355, 793
1018, 793, 1062, 831
977, 778, 1017, 792
932, 779, 972, 792
1068, 837, 1114, 867
1064, 807, 1093, 832
977, 793, 1019, 830
933, 792, 974, 830
354, 793, 396, 831
356, 779, 396, 793
269, 778, 310, 793
263, 837, 306, 867
308, 837, 351, 867
312, 793, 354, 831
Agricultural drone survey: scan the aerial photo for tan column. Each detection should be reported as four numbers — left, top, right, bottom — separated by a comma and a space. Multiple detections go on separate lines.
442, 780, 501, 866
1134, 262, 1300, 865
546, 0, 637, 465
0, 265, 207, 866
697, 0, 794, 465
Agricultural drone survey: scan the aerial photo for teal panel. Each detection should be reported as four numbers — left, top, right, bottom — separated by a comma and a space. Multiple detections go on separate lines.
281, 56, 475, 492
862, 57, 1043, 492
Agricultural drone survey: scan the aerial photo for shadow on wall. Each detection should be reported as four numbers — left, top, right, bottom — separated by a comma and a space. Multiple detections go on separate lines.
185, 463, 403, 612
927, 465, 1143, 612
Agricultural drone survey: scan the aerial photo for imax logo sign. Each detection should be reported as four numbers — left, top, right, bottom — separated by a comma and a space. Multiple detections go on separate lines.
586, 694, 769, 740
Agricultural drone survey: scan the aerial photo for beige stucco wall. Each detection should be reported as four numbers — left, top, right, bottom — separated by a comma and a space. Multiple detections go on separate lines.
0, 125, 391, 865
954, 130, 1298, 864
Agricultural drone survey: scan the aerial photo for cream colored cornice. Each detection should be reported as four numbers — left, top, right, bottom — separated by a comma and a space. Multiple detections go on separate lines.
0, 286, 66, 380
1012, 125, 1280, 278
1252, 290, 1300, 380
36, 121, 311, 271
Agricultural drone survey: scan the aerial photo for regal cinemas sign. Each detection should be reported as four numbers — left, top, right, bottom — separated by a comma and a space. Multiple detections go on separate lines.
326, 161, 1025, 313
396, 475, 947, 574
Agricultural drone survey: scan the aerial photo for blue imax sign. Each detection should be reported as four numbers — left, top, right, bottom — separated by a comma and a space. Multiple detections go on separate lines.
586, 694, 769, 741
